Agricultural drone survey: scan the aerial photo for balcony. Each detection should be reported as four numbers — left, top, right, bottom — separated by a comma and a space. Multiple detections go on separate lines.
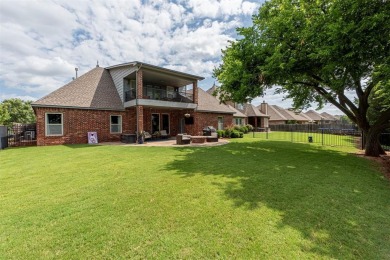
124, 86, 196, 109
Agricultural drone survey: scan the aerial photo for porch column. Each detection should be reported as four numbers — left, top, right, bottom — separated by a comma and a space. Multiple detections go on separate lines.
255, 117, 258, 131
192, 81, 198, 104
136, 69, 143, 133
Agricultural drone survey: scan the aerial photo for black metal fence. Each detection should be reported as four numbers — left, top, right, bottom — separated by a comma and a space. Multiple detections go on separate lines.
253, 123, 361, 148
7, 124, 37, 147
253, 124, 390, 151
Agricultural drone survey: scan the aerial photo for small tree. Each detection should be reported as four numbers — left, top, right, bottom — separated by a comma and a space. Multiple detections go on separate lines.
214, 0, 390, 156
0, 98, 36, 126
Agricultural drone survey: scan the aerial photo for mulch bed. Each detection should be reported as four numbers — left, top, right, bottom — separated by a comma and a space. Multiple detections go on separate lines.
355, 151, 390, 180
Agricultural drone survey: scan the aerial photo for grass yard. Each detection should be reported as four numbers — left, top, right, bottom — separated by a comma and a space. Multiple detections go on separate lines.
1, 136, 389, 259
253, 131, 360, 147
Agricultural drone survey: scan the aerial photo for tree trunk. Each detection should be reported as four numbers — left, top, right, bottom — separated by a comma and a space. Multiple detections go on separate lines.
364, 128, 386, 157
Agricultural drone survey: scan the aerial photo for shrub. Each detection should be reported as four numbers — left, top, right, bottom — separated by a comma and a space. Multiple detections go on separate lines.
233, 125, 241, 131
217, 130, 225, 138
230, 130, 241, 138
239, 132, 244, 138
224, 128, 232, 138
246, 124, 254, 131
240, 126, 248, 133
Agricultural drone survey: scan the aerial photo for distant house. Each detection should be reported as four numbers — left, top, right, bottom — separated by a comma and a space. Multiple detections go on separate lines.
206, 85, 270, 129
304, 110, 325, 124
266, 105, 311, 125
320, 112, 339, 123
32, 62, 237, 145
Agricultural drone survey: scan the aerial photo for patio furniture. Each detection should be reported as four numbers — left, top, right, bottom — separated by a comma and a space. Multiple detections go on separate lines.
160, 130, 169, 139
176, 134, 191, 145
144, 131, 152, 140
191, 136, 207, 143
121, 134, 136, 143
207, 133, 218, 142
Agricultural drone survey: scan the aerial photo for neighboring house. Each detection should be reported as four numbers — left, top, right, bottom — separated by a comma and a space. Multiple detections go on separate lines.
32, 62, 235, 145
304, 110, 325, 124
206, 85, 269, 129
266, 105, 310, 125
320, 112, 339, 123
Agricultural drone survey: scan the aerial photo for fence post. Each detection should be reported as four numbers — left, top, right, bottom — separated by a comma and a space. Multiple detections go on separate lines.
321, 129, 324, 146
266, 128, 269, 140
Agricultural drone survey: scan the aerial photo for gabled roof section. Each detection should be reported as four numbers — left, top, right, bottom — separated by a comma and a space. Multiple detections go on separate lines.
228, 105, 247, 118
32, 67, 124, 110
305, 110, 325, 121
321, 112, 338, 121
196, 88, 234, 114
106, 61, 204, 81
243, 104, 269, 117
266, 105, 288, 121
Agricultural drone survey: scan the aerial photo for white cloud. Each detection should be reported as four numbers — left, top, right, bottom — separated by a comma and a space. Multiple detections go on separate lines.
0, 0, 261, 102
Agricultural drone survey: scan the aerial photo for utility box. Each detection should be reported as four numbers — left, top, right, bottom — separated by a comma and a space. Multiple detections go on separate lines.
0, 126, 8, 149
308, 136, 313, 143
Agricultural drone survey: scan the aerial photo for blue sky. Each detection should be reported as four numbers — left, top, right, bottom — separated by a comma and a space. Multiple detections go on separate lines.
0, 0, 341, 114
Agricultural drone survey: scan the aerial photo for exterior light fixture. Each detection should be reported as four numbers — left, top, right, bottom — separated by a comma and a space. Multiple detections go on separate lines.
184, 113, 191, 118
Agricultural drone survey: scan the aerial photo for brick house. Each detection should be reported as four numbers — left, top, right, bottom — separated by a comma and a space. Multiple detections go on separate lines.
32, 61, 236, 145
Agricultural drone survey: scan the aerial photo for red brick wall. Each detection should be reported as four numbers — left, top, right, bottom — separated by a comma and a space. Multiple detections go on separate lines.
33, 106, 234, 145
192, 112, 233, 135
34, 107, 136, 145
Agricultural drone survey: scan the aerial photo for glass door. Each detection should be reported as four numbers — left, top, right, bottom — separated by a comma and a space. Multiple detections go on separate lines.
151, 114, 160, 133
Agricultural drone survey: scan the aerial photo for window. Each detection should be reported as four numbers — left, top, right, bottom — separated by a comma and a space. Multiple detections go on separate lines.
235, 118, 243, 126
46, 113, 63, 136
110, 115, 122, 133
218, 117, 224, 130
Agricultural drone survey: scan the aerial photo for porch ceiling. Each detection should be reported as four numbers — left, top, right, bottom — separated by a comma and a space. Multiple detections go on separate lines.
125, 68, 196, 88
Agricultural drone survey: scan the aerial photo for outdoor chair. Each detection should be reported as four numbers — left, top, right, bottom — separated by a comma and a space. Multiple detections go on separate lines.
144, 131, 152, 140
176, 134, 191, 145
160, 130, 169, 139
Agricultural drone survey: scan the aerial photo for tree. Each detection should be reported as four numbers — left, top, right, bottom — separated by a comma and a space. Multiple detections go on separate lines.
0, 98, 36, 126
214, 0, 390, 157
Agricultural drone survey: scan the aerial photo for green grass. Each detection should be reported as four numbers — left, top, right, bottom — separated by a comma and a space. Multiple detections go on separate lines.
253, 131, 360, 147
1, 136, 389, 259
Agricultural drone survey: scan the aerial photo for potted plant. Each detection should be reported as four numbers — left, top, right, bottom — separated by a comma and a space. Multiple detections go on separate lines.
137, 130, 145, 144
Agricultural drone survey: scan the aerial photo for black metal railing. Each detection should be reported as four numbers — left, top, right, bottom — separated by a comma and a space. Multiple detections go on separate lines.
7, 124, 37, 147
124, 87, 194, 103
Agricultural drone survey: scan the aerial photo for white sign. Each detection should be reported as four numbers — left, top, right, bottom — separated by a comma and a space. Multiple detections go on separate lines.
88, 132, 98, 144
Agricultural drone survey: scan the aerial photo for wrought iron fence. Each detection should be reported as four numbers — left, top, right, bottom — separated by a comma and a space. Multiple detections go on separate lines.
7, 124, 37, 147
253, 123, 361, 148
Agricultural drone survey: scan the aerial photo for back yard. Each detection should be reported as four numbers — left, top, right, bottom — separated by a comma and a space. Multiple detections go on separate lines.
1, 137, 389, 259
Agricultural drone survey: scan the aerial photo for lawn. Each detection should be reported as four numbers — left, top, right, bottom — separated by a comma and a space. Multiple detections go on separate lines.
1, 136, 389, 259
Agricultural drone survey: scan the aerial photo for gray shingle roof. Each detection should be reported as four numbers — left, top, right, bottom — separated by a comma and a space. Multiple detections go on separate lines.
196, 88, 234, 114
321, 112, 338, 121
305, 110, 325, 121
266, 105, 288, 121
32, 67, 124, 110
228, 105, 247, 118
243, 104, 269, 117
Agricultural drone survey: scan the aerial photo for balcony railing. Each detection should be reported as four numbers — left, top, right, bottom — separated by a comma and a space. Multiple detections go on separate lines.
125, 87, 194, 103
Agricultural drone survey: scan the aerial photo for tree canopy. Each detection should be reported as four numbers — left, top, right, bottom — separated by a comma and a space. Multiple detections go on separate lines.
214, 0, 390, 156
0, 98, 36, 126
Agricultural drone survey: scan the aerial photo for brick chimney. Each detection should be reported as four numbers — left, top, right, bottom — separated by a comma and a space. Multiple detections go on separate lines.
260, 101, 268, 115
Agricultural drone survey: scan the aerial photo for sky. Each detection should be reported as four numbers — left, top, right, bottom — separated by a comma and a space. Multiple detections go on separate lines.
0, 0, 341, 114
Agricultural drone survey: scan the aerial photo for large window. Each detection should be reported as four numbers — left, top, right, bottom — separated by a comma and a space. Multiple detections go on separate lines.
46, 113, 63, 136
235, 118, 243, 126
218, 117, 224, 130
110, 115, 122, 133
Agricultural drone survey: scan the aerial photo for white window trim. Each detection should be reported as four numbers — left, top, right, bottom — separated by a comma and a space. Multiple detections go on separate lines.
45, 112, 63, 136
110, 115, 122, 134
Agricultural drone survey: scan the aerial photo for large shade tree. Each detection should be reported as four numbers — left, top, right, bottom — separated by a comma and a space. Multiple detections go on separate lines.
0, 98, 36, 126
214, 0, 390, 157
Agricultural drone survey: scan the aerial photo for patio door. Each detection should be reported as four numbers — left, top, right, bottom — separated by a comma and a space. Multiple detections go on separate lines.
179, 118, 185, 133
152, 113, 160, 133
162, 114, 170, 134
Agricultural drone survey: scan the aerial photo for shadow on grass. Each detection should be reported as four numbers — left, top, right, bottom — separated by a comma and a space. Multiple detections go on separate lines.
165, 140, 390, 259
